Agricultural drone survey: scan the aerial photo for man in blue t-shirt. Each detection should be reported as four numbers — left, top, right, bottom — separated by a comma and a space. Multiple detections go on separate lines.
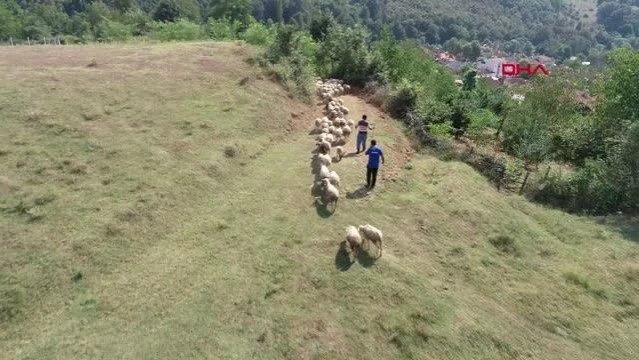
365, 139, 385, 190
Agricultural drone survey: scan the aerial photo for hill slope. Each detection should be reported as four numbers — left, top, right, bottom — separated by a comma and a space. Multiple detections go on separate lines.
1, 42, 638, 359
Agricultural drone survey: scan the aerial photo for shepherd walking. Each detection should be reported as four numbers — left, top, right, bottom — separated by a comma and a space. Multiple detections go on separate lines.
356, 115, 373, 153
365, 139, 384, 190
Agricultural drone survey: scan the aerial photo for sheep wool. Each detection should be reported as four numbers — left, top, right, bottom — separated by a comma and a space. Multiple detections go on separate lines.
345, 225, 362, 255
357, 224, 383, 257
335, 146, 344, 161
318, 153, 332, 167
318, 165, 330, 180
328, 170, 340, 188
321, 178, 340, 209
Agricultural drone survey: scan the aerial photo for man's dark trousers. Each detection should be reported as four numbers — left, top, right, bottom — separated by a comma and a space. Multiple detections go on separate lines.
367, 166, 379, 189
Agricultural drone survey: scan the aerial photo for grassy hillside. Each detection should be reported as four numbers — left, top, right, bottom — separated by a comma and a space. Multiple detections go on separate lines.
1, 42, 639, 359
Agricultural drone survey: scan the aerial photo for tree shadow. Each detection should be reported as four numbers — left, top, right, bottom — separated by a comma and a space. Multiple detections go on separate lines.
346, 186, 370, 199
335, 241, 354, 271
593, 215, 639, 244
313, 199, 334, 218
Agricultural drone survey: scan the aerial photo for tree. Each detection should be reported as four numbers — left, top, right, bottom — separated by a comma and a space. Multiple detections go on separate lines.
309, 13, 333, 41
210, 0, 252, 23
0, 0, 21, 38
462, 69, 477, 91
153, 0, 200, 23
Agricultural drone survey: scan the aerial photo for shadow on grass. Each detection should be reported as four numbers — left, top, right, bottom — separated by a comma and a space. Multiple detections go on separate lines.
594, 215, 639, 244
346, 186, 370, 200
342, 152, 359, 159
313, 199, 334, 218
335, 241, 353, 271
356, 249, 378, 268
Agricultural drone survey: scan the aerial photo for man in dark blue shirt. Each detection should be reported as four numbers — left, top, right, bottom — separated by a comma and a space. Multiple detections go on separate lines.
365, 139, 385, 190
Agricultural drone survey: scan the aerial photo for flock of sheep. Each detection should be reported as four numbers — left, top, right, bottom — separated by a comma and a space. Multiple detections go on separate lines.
311, 79, 383, 262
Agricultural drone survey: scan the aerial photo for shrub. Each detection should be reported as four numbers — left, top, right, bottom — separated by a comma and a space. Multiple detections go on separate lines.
415, 97, 452, 125
149, 19, 203, 41
385, 79, 418, 118
241, 20, 273, 45
467, 109, 500, 141
207, 17, 241, 40
96, 20, 133, 42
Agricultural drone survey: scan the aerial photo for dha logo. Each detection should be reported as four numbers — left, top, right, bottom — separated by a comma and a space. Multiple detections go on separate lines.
501, 63, 550, 76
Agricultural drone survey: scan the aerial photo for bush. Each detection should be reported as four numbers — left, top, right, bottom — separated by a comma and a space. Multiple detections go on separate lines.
271, 50, 315, 103
385, 79, 418, 118
415, 97, 452, 125
467, 109, 500, 141
241, 20, 273, 45
427, 123, 455, 141
96, 20, 133, 42
149, 19, 203, 41
207, 17, 241, 40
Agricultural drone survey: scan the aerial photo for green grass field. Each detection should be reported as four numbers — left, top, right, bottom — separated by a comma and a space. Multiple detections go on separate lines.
1, 42, 638, 360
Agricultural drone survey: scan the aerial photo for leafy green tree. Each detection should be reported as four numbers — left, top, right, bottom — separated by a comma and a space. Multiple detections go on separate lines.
0, 0, 22, 38
317, 23, 372, 85
153, 0, 200, 23
210, 0, 252, 23
309, 13, 333, 41
462, 69, 477, 91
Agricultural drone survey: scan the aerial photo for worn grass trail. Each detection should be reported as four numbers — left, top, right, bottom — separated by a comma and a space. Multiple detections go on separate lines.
1, 42, 638, 360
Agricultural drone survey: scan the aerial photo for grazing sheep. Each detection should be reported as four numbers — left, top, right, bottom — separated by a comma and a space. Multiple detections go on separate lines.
342, 126, 352, 137
325, 133, 335, 143
321, 178, 339, 209
346, 119, 355, 127
318, 165, 330, 180
321, 122, 329, 129
335, 146, 344, 161
317, 139, 331, 154
344, 84, 351, 91
321, 127, 329, 134
345, 225, 362, 260
328, 126, 336, 134
333, 137, 347, 146
340, 106, 349, 114
334, 128, 343, 137
322, 116, 329, 122
314, 118, 322, 129
357, 224, 383, 257
328, 170, 340, 188
317, 153, 332, 167
315, 133, 328, 142
338, 98, 344, 105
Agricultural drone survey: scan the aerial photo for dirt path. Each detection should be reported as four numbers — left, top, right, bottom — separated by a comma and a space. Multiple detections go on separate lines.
326, 94, 414, 184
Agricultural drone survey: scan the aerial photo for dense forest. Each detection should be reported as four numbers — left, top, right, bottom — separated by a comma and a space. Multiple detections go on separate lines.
1, 0, 639, 59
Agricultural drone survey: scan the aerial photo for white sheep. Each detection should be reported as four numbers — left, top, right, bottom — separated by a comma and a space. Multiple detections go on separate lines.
342, 126, 352, 137
334, 146, 344, 161
328, 126, 336, 134
325, 133, 335, 143
321, 122, 329, 129
321, 178, 339, 209
358, 224, 383, 258
314, 118, 322, 129
318, 165, 330, 180
315, 133, 327, 142
345, 225, 362, 260
328, 170, 340, 188
318, 153, 332, 167
340, 106, 349, 114
317, 139, 331, 154
346, 119, 355, 127
334, 128, 343, 137
322, 116, 329, 122
338, 99, 344, 105
321, 127, 329, 134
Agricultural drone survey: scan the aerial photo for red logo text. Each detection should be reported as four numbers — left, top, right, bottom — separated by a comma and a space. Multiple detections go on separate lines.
501, 63, 549, 76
